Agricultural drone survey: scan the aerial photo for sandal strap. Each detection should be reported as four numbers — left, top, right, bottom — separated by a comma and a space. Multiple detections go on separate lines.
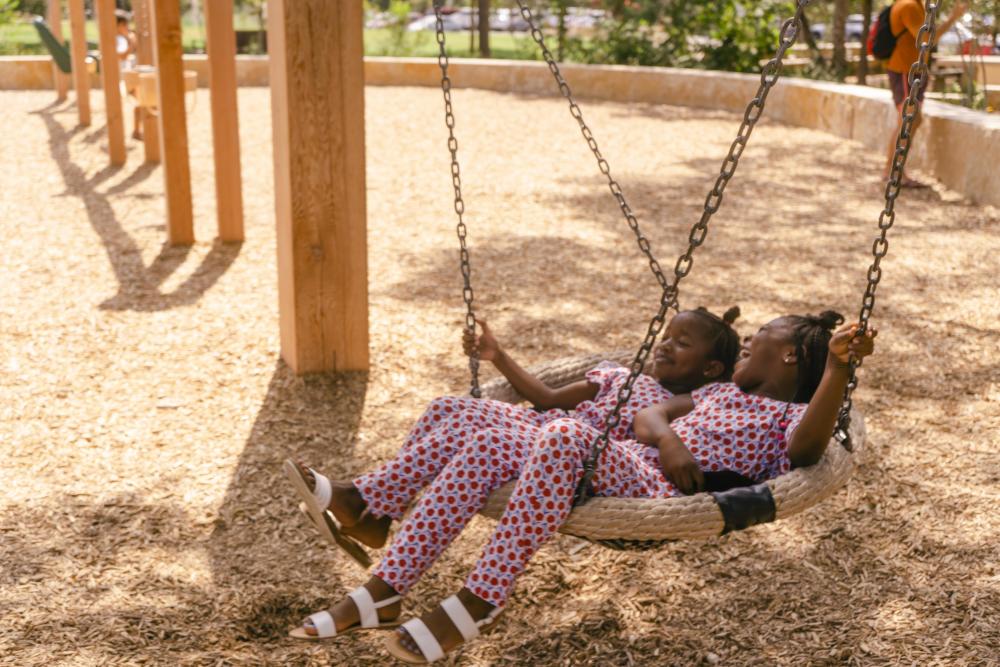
440, 595, 480, 642
482, 605, 503, 626
400, 618, 445, 663
307, 610, 337, 638
309, 468, 332, 510
348, 586, 402, 628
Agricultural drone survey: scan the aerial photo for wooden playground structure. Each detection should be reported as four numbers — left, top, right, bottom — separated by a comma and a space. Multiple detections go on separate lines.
46, 0, 365, 377
48, 0, 244, 246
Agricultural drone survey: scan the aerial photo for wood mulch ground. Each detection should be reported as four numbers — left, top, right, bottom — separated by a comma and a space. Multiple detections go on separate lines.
1, 84, 997, 666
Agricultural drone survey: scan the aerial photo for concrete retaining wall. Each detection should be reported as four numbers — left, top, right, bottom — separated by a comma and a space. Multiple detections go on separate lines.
0, 56, 57, 90
3, 55, 996, 206
0, 54, 271, 90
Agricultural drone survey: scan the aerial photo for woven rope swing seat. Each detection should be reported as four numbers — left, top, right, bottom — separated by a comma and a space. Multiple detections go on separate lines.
426, 0, 935, 550
474, 351, 865, 549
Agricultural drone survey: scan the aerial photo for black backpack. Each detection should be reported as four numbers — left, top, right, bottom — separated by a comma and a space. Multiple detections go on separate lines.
869, 5, 903, 60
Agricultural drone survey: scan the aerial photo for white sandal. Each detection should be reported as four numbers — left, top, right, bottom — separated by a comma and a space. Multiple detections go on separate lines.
283, 459, 372, 569
288, 585, 403, 640
384, 595, 503, 664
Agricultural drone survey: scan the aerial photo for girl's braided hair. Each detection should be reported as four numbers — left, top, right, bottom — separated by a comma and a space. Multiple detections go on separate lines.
686, 306, 742, 381
786, 310, 844, 403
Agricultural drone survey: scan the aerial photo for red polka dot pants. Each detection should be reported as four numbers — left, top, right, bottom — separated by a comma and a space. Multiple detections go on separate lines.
372, 425, 538, 595
354, 396, 565, 520
372, 417, 675, 607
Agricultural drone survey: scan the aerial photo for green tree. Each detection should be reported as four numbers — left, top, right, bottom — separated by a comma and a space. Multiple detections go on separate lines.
236, 0, 266, 31
857, 0, 873, 84
0, 0, 18, 24
478, 0, 490, 57
832, 0, 848, 78
568, 0, 794, 73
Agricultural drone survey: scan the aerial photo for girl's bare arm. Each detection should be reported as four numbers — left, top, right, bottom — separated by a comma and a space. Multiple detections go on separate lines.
491, 350, 598, 410
787, 324, 877, 468
635, 396, 701, 493
464, 319, 599, 410
633, 395, 695, 444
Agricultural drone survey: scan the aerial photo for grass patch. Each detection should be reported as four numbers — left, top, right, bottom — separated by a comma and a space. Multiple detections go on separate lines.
0, 18, 544, 60
364, 28, 543, 60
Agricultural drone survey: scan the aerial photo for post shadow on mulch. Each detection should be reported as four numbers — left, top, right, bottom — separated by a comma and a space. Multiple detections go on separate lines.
205, 360, 375, 642
32, 104, 241, 313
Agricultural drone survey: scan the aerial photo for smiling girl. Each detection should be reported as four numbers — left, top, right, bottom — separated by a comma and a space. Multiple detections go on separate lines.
283, 308, 742, 650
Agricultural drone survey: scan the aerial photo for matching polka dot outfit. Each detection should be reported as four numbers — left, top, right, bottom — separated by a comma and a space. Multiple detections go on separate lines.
353, 363, 805, 609
353, 396, 567, 521
670, 382, 806, 482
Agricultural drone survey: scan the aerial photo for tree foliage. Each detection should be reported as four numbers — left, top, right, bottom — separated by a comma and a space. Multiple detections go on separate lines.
568, 0, 795, 73
0, 0, 17, 25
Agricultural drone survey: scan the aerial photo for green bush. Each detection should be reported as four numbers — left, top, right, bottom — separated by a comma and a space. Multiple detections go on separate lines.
1, 0, 18, 24
568, 0, 794, 73
368, 0, 429, 57
14, 0, 45, 17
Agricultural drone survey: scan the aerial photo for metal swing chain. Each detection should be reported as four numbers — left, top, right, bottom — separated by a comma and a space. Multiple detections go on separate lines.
433, 0, 480, 398
513, 0, 668, 291
834, 0, 939, 450
537, 1, 815, 504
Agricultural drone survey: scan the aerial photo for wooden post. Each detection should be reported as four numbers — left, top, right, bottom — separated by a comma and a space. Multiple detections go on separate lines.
67, 0, 90, 126
132, 0, 160, 163
95, 0, 126, 166
204, 0, 244, 242
152, 0, 194, 245
47, 0, 70, 101
267, 0, 369, 373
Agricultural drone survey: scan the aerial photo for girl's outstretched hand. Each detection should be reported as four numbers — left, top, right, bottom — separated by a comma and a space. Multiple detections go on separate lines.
462, 318, 501, 362
659, 437, 704, 495
829, 322, 878, 365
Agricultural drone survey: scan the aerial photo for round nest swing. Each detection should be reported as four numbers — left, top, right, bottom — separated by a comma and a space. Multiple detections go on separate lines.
423, 0, 937, 549
475, 351, 865, 549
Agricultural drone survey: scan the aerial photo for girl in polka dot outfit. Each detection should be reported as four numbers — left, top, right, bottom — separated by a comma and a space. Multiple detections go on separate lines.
284, 308, 741, 650
635, 311, 876, 497
383, 309, 873, 663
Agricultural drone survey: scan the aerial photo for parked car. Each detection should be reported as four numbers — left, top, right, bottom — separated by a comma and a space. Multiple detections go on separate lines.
845, 14, 875, 42
365, 12, 396, 29
564, 9, 607, 31
810, 15, 876, 42
407, 11, 470, 32
492, 7, 530, 32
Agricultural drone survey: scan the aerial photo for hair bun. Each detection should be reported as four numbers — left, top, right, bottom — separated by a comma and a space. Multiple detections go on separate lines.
815, 310, 845, 330
722, 306, 741, 325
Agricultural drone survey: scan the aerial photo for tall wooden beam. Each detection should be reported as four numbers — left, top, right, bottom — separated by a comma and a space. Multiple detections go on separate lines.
152, 0, 194, 245
132, 0, 160, 163
67, 0, 89, 126
47, 0, 70, 101
204, 0, 244, 242
95, 0, 126, 166
267, 0, 369, 373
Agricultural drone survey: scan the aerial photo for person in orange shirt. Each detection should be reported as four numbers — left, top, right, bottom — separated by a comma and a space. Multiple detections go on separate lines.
883, 0, 967, 186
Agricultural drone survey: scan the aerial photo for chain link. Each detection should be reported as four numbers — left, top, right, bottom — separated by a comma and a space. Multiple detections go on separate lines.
434, 1, 480, 397
435, 0, 820, 499
513, 0, 815, 504
514, 0, 670, 291
834, 0, 939, 451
